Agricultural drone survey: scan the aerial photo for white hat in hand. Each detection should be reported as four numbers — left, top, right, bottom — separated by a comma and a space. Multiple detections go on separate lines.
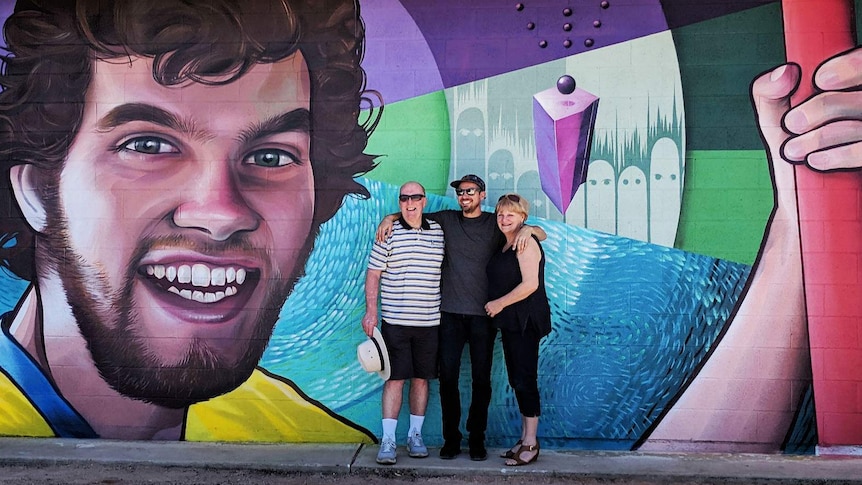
357, 327, 390, 381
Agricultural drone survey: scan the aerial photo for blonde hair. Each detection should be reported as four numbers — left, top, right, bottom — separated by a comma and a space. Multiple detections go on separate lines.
495, 193, 529, 219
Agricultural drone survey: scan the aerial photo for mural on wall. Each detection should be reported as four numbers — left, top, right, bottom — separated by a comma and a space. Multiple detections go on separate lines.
1, 0, 860, 453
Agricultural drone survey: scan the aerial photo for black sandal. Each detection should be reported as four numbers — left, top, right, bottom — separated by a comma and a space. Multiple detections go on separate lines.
499, 439, 522, 458
504, 442, 539, 466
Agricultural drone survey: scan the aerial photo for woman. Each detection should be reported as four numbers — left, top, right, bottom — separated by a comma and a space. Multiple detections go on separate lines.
484, 193, 551, 466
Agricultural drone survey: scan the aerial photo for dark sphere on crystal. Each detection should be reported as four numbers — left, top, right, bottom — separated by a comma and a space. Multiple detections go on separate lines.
557, 75, 576, 95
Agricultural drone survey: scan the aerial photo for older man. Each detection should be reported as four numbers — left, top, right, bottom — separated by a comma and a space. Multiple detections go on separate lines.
362, 182, 445, 464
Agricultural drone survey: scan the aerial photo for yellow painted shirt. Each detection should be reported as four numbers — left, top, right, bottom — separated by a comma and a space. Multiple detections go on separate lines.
0, 370, 56, 437
186, 369, 373, 443
0, 367, 373, 443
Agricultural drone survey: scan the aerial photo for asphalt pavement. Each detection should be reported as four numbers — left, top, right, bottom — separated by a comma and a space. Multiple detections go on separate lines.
1, 437, 861, 483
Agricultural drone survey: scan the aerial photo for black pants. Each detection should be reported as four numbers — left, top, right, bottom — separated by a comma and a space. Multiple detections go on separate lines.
437, 312, 496, 445
500, 323, 541, 417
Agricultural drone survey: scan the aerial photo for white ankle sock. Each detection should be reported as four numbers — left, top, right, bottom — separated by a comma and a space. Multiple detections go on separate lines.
408, 414, 425, 436
382, 418, 397, 442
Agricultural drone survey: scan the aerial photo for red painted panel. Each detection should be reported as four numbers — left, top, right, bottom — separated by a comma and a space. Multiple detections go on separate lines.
783, 0, 862, 446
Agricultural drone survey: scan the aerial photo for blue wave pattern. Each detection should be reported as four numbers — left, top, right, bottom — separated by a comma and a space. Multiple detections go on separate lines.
0, 178, 751, 449
490, 223, 751, 449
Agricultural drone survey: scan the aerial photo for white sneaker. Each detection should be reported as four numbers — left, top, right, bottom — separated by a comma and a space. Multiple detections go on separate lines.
406, 432, 428, 458
376, 438, 397, 464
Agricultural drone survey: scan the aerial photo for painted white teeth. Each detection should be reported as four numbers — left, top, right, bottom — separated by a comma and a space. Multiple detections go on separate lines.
147, 264, 250, 288
211, 267, 226, 286
147, 263, 251, 303
167, 286, 235, 303
191, 264, 209, 287
177, 265, 191, 284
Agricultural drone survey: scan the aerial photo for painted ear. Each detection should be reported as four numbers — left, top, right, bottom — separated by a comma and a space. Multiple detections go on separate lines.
10, 164, 47, 233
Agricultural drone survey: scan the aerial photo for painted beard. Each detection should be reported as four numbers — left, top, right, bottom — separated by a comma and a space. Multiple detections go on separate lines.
41, 210, 315, 409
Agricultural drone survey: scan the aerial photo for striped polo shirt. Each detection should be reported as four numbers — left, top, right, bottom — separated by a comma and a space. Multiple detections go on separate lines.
368, 216, 445, 327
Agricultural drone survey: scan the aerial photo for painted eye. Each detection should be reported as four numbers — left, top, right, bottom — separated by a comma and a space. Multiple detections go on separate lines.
243, 149, 300, 167
120, 136, 178, 154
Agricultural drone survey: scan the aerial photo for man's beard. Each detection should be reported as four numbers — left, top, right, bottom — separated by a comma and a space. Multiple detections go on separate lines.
41, 214, 314, 409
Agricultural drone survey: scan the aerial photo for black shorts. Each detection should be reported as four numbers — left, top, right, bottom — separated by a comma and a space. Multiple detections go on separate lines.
381, 320, 439, 380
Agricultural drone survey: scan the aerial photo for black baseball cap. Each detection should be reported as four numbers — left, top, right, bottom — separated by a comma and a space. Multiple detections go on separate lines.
449, 174, 486, 192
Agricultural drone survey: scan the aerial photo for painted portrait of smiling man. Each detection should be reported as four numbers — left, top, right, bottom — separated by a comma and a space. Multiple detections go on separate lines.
0, 0, 376, 441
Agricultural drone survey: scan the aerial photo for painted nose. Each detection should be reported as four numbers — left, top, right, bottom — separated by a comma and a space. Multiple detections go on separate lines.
172, 162, 259, 241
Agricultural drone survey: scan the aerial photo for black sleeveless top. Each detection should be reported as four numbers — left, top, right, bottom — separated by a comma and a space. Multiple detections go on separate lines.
486, 236, 551, 336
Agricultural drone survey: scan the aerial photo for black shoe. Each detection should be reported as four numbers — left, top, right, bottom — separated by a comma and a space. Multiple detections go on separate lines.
468, 438, 487, 461
469, 444, 487, 461
439, 442, 461, 459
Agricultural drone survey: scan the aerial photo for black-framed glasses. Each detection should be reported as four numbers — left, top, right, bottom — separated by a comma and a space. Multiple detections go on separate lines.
399, 193, 426, 202
455, 187, 479, 196
498, 194, 521, 203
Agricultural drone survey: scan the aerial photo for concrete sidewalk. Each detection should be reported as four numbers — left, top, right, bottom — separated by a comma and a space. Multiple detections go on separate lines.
1, 438, 862, 483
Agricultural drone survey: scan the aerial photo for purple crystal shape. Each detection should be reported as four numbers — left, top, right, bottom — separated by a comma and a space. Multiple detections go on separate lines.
532, 86, 599, 215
